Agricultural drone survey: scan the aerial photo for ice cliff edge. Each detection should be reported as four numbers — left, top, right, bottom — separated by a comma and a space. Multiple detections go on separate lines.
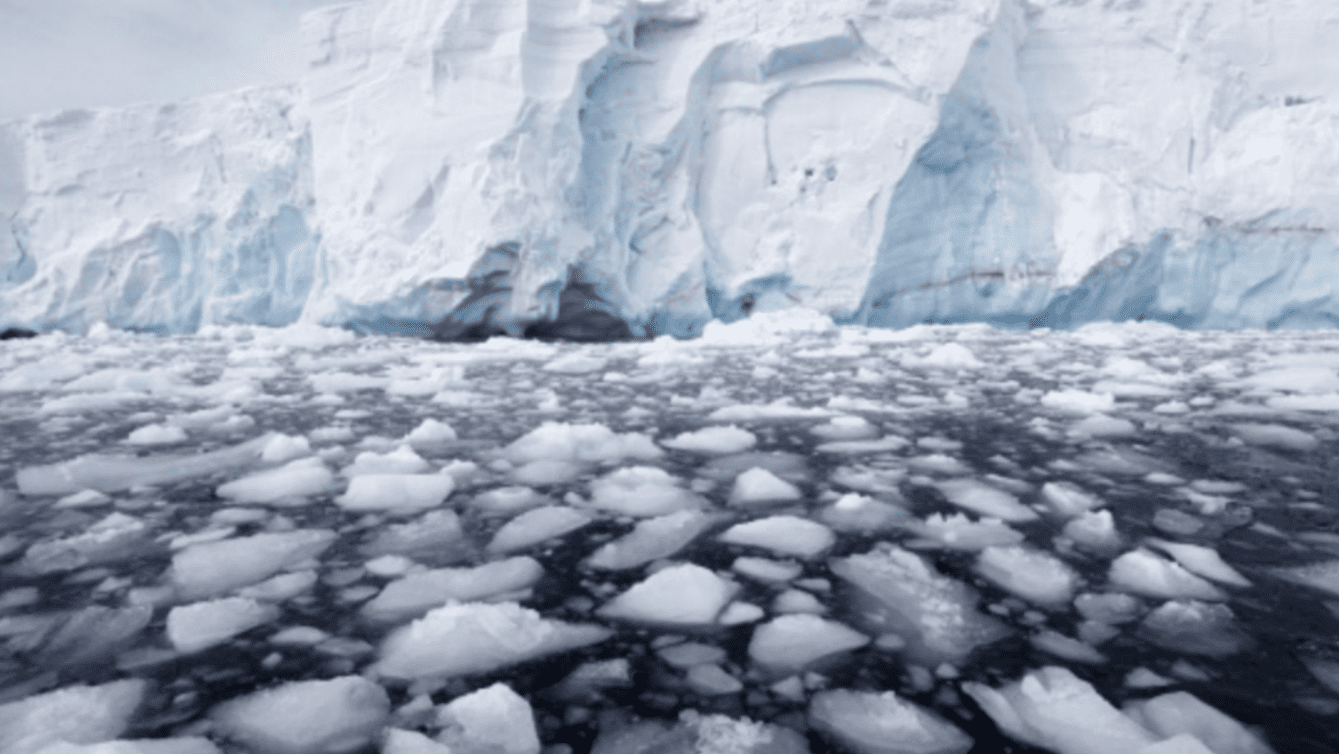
2, 0, 1337, 336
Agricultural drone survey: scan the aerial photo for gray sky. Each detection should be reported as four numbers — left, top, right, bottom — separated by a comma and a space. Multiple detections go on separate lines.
0, 0, 344, 122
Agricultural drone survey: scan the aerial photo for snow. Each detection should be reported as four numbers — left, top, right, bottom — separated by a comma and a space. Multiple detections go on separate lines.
661, 426, 757, 455
596, 563, 737, 626
361, 558, 545, 623
719, 516, 836, 559
748, 615, 869, 674
336, 473, 455, 514
808, 689, 974, 754
435, 683, 540, 754
166, 597, 279, 654
0, 680, 146, 754
209, 676, 389, 754
374, 601, 611, 681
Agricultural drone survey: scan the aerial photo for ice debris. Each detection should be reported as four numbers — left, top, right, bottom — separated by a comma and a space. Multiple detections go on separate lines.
808, 688, 973, 754
210, 676, 389, 754
597, 563, 737, 626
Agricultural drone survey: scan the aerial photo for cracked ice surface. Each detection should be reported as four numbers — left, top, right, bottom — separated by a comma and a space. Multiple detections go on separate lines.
2, 315, 1339, 752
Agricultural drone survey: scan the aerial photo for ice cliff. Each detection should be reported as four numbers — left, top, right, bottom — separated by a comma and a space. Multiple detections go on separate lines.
2, 0, 1337, 336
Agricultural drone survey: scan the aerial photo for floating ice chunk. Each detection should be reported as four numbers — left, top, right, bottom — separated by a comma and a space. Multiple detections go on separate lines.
126, 424, 187, 446
210, 676, 389, 754
0, 679, 146, 754
1145, 539, 1251, 588
1030, 630, 1107, 665
909, 455, 972, 476
818, 493, 909, 533
1244, 367, 1339, 394
541, 353, 607, 374
707, 400, 835, 423
817, 437, 911, 455
269, 626, 330, 647
597, 563, 737, 626
586, 511, 717, 570
975, 547, 1078, 607
232, 568, 318, 602
381, 730, 451, 754
374, 602, 611, 680
732, 557, 804, 584
935, 480, 1038, 523
17, 433, 275, 495
54, 489, 112, 509
589, 466, 705, 517
511, 460, 583, 485
1041, 482, 1104, 518
720, 516, 835, 559
808, 689, 973, 754
1138, 601, 1253, 657
169, 529, 336, 600
167, 597, 280, 654
336, 474, 454, 514
729, 467, 802, 507
687, 664, 744, 696
362, 557, 544, 623
470, 486, 551, 517
1124, 692, 1275, 754
1041, 389, 1117, 415
1109, 550, 1227, 602
1126, 668, 1176, 689
360, 510, 465, 558
1266, 394, 1339, 411
35, 738, 221, 754
1231, 423, 1319, 452
436, 683, 540, 754
503, 422, 661, 466
38, 605, 152, 668
261, 435, 311, 464
19, 512, 148, 575
963, 667, 1156, 754
658, 642, 728, 669
487, 506, 592, 554
772, 589, 826, 615
811, 417, 880, 441
906, 343, 983, 369
662, 426, 758, 455
1065, 510, 1123, 553
404, 418, 457, 445
1075, 593, 1141, 624
308, 372, 389, 393
217, 458, 336, 505
718, 602, 766, 626
830, 545, 1010, 665
904, 513, 1023, 551
341, 446, 430, 477
589, 709, 809, 754
1269, 559, 1339, 597
749, 615, 868, 673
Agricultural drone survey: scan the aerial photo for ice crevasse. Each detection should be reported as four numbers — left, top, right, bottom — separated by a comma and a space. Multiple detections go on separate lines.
2, 0, 1338, 336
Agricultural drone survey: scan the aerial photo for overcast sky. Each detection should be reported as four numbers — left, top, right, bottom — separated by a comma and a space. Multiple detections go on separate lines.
0, 0, 344, 122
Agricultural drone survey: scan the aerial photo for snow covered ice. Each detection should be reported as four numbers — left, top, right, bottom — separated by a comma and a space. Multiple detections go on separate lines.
2, 319, 1339, 752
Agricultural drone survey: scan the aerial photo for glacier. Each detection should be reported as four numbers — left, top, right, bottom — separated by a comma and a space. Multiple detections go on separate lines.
1, 0, 1338, 336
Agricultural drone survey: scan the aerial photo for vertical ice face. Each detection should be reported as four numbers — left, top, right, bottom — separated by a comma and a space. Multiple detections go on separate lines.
0, 87, 316, 334
2, 0, 1339, 335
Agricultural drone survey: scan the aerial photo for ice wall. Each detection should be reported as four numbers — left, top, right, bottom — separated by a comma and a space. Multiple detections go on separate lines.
0, 88, 316, 333
2, 0, 1338, 335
